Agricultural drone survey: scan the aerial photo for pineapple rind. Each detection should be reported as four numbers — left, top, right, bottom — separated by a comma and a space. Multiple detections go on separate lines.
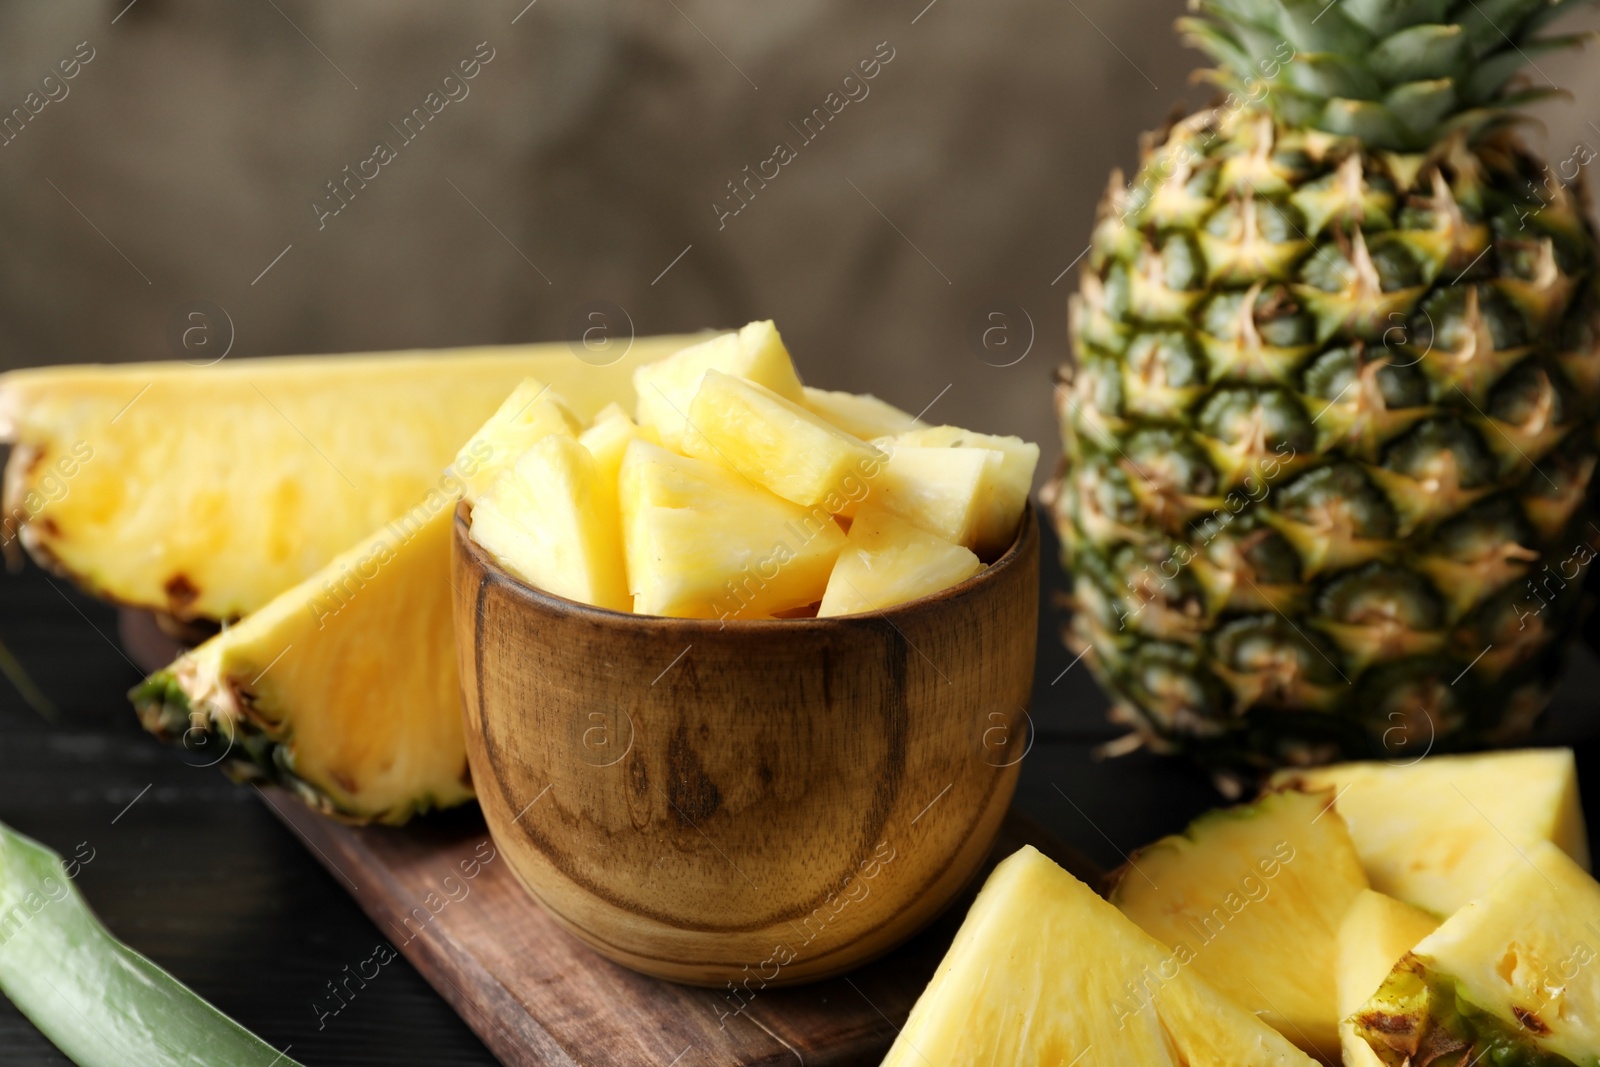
129, 492, 472, 825
1355, 841, 1600, 1067
1052, 95, 1600, 773
1337, 890, 1440, 1067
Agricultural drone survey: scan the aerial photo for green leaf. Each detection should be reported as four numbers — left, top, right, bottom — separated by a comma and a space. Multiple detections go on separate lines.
1178, 18, 1255, 79
1461, 33, 1594, 103
0, 821, 303, 1067
1453, 0, 1547, 56
1370, 24, 1468, 84
1283, 52, 1384, 99
1385, 78, 1459, 139
1341, 0, 1449, 38
1274, 0, 1377, 55
1317, 96, 1408, 148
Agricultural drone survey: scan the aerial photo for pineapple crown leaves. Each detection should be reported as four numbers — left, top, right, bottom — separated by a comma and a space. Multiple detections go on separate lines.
1179, 0, 1597, 150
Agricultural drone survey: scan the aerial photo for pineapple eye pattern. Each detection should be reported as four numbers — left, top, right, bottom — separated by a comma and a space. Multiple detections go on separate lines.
1055, 73, 1600, 772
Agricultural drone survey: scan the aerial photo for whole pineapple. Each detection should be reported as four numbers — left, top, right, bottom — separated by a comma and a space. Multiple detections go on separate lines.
1047, 0, 1600, 785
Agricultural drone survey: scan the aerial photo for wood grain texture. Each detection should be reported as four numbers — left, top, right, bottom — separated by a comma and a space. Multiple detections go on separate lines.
452, 502, 1040, 986
262, 788, 1094, 1067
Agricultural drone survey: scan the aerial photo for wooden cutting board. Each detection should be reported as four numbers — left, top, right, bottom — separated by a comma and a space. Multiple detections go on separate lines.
261, 789, 1095, 1067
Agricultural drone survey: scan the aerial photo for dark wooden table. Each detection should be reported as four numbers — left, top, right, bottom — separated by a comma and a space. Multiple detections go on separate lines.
4, 526, 1600, 1065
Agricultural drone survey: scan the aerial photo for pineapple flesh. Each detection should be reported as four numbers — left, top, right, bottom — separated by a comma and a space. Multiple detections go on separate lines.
799, 385, 924, 440
1337, 891, 1439, 1067
871, 445, 1004, 552
682, 369, 882, 511
633, 319, 804, 452
816, 504, 982, 617
131, 492, 470, 824
885, 845, 1316, 1067
1353, 841, 1600, 1066
1048, 0, 1600, 773
889, 425, 1040, 556
618, 439, 845, 619
1272, 749, 1590, 916
1108, 787, 1370, 1058
0, 337, 696, 622
468, 433, 631, 613
451, 377, 580, 504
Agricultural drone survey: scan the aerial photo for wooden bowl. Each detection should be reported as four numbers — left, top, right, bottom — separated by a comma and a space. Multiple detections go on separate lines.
451, 501, 1039, 986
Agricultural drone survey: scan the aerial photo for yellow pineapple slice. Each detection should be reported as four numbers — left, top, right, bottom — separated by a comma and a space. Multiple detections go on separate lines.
451, 377, 579, 503
1354, 841, 1600, 1066
1336, 891, 1438, 1067
131, 493, 469, 824
468, 433, 630, 612
799, 386, 924, 440
0, 336, 696, 621
619, 439, 844, 619
1270, 749, 1590, 916
871, 444, 1002, 552
817, 505, 980, 617
633, 320, 804, 451
885, 845, 1316, 1067
682, 370, 882, 511
890, 425, 1039, 555
1109, 788, 1370, 1059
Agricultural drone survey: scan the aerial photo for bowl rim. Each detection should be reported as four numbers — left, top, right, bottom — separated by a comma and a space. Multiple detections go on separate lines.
453, 498, 1037, 631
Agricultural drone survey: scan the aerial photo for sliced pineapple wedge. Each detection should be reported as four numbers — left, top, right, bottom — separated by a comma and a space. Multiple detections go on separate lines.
1270, 749, 1590, 916
1337, 891, 1439, 1067
451, 378, 579, 503
817, 505, 980, 617
682, 370, 881, 511
619, 439, 844, 619
886, 845, 1316, 1066
468, 433, 630, 612
0, 336, 696, 621
633, 320, 804, 451
1109, 787, 1369, 1059
869, 444, 1003, 553
799, 386, 924, 440
131, 493, 469, 824
890, 425, 1039, 556
1354, 841, 1600, 1066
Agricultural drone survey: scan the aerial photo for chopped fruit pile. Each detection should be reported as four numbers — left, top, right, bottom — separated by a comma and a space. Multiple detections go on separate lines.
465, 320, 1039, 619
888, 748, 1600, 1066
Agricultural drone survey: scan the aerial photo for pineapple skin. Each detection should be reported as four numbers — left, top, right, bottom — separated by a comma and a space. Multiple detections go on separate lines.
1049, 103, 1600, 776
131, 491, 472, 825
1353, 841, 1600, 1067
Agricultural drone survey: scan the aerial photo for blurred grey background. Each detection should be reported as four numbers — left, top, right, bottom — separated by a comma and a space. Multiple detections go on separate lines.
2, 0, 1600, 476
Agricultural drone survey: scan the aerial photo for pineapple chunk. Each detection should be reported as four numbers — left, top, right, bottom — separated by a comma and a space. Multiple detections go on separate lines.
885, 845, 1316, 1067
633, 320, 804, 450
578, 405, 657, 480
682, 370, 882, 511
1270, 749, 1590, 916
1109, 788, 1370, 1059
891, 425, 1039, 555
817, 505, 981, 617
1354, 841, 1600, 1066
451, 378, 580, 504
800, 386, 924, 440
130, 493, 470, 824
0, 336, 696, 621
619, 440, 844, 619
1337, 891, 1439, 1067
870, 444, 1002, 552
469, 434, 629, 612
